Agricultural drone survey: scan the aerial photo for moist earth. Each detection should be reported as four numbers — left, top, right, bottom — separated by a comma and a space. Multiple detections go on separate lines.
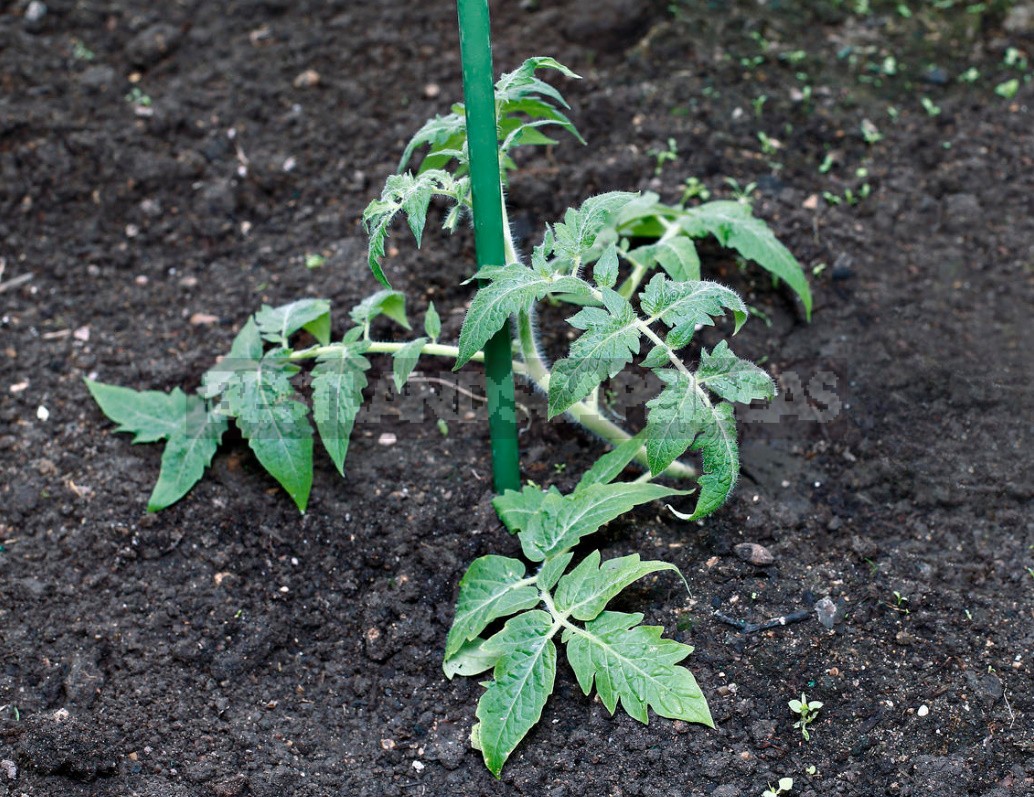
1, 1, 1032, 796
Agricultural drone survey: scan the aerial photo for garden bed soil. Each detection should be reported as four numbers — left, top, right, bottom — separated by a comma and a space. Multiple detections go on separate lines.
1, 1, 1033, 795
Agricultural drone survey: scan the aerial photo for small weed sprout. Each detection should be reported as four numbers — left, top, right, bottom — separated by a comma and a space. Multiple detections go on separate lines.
649, 137, 679, 176
789, 693, 822, 741
763, 777, 794, 797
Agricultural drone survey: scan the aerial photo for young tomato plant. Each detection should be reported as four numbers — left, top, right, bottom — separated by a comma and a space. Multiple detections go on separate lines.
88, 57, 810, 517
445, 436, 712, 776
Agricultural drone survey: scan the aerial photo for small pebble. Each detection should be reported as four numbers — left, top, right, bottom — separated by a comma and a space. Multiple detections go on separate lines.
24, 1, 46, 30
378, 432, 397, 446
189, 312, 219, 326
734, 542, 775, 566
293, 69, 321, 88
423, 83, 440, 98
815, 596, 840, 629
380, 738, 396, 750
412, 761, 425, 772
36, 405, 49, 421
917, 704, 929, 717
1, 758, 16, 781
73, 326, 90, 341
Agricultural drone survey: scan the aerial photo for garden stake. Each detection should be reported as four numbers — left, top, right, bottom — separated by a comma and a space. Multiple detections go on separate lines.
456, 0, 521, 493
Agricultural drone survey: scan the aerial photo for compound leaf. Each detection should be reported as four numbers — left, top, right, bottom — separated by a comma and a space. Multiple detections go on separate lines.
551, 192, 640, 266
444, 555, 540, 659
476, 610, 557, 777
566, 611, 713, 726
148, 399, 227, 511
457, 266, 591, 367
517, 482, 690, 562
86, 380, 191, 444
697, 340, 776, 404
554, 552, 682, 623
254, 298, 331, 347
679, 200, 812, 318
639, 275, 748, 346
548, 289, 641, 417
311, 342, 371, 476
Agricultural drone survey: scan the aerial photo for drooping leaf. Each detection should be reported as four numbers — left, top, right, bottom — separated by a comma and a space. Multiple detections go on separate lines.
548, 289, 641, 417
628, 236, 701, 282
349, 289, 411, 331
457, 265, 591, 367
639, 275, 748, 346
696, 340, 776, 404
362, 170, 465, 286
495, 56, 580, 106
85, 380, 192, 444
444, 555, 540, 659
392, 337, 428, 392
311, 342, 371, 476
679, 200, 812, 318
555, 551, 682, 623
517, 482, 690, 562
493, 484, 556, 534
222, 352, 313, 511
566, 611, 713, 726
575, 430, 647, 491
148, 398, 227, 511
646, 370, 739, 518
423, 301, 441, 342
254, 298, 331, 346
476, 610, 557, 777
644, 369, 709, 476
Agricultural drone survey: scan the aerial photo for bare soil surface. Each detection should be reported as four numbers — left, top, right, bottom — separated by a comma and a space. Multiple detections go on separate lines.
1, 1, 1032, 795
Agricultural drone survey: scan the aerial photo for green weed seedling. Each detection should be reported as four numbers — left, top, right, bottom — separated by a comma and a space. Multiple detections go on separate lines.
763, 777, 794, 797
789, 693, 823, 741
88, 57, 811, 775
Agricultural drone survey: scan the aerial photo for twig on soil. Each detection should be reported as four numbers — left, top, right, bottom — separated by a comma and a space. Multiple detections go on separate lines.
714, 608, 811, 634
0, 272, 33, 294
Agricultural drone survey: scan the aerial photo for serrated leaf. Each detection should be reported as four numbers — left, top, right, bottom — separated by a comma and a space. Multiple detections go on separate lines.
362, 171, 464, 287
495, 56, 580, 106
443, 635, 501, 680
477, 610, 557, 777
629, 236, 701, 282
392, 337, 427, 392
457, 266, 591, 367
518, 482, 690, 562
311, 342, 371, 476
398, 112, 466, 172
645, 369, 709, 476
640, 344, 670, 370
147, 398, 227, 511
593, 243, 620, 289
423, 301, 441, 342
86, 380, 191, 444
575, 431, 646, 491
254, 298, 331, 346
493, 484, 555, 534
640, 275, 748, 344
223, 353, 313, 511
697, 340, 775, 403
566, 611, 713, 726
444, 555, 540, 659
199, 317, 265, 401
547, 289, 641, 417
349, 289, 411, 331
555, 551, 682, 622
536, 552, 574, 593
646, 371, 739, 518
679, 200, 811, 318
551, 192, 640, 266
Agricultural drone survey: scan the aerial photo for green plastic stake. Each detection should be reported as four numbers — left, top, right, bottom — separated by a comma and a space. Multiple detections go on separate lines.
456, 0, 521, 493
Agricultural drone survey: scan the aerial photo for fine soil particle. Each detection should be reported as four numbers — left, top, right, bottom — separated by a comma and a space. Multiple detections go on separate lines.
1, 1, 1032, 796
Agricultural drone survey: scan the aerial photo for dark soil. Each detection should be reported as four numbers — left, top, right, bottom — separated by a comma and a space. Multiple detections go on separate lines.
2, 1, 1033, 795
